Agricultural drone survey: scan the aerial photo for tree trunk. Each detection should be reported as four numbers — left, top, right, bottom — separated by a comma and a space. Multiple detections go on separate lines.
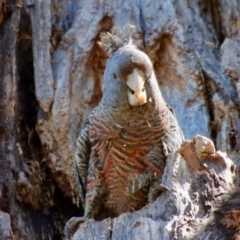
0, 0, 239, 239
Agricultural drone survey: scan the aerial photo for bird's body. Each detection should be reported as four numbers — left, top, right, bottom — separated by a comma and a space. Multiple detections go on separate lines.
74, 26, 184, 220
81, 101, 167, 217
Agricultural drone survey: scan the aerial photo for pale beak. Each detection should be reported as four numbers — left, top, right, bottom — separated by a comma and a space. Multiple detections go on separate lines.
126, 69, 147, 106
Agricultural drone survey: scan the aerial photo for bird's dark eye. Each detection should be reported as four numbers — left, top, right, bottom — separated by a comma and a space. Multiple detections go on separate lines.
113, 73, 117, 79
128, 86, 135, 95
142, 87, 145, 92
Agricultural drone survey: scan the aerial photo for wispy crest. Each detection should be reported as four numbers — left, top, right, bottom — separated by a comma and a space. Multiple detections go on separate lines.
98, 24, 135, 55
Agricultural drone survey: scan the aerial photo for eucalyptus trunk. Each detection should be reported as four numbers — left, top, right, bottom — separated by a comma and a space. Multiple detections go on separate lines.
0, 0, 239, 239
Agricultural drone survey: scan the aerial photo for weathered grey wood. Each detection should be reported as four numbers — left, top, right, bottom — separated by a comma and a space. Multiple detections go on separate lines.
0, 211, 13, 240
0, 5, 21, 240
26, 0, 54, 112
221, 38, 240, 82
25, 0, 34, 7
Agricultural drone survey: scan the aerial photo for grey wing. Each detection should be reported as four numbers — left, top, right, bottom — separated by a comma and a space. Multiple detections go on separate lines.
147, 106, 184, 203
74, 118, 91, 209
162, 106, 184, 155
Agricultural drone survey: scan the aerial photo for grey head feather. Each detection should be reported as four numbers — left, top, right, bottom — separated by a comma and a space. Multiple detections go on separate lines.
98, 24, 136, 55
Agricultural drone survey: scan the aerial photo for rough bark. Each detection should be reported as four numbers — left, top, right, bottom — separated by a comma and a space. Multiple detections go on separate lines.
0, 0, 239, 239
0, 211, 13, 240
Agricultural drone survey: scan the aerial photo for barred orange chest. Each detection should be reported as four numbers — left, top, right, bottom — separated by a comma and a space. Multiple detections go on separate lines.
86, 107, 168, 216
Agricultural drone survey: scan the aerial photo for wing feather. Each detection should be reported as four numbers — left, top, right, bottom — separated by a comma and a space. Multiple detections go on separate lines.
162, 106, 184, 155
74, 118, 91, 208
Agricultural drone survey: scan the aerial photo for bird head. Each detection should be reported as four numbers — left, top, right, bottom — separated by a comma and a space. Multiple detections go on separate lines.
98, 25, 160, 108
104, 46, 153, 106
